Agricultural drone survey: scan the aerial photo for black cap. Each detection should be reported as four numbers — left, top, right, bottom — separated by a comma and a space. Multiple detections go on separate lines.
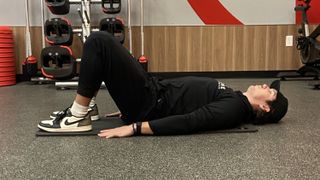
255, 80, 289, 124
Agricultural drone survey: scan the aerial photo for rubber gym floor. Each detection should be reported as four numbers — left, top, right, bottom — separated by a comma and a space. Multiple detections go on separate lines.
0, 78, 319, 179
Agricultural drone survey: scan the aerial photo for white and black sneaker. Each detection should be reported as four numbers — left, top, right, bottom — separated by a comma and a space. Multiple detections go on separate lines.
38, 108, 92, 132
50, 104, 100, 121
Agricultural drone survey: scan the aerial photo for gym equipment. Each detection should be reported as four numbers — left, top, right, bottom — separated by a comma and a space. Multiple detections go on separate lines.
0, 39, 14, 44
37, 0, 135, 88
22, 56, 37, 79
39, 0, 90, 83
278, 0, 320, 81
41, 46, 77, 80
99, 17, 125, 44
45, 0, 70, 15
35, 117, 258, 136
23, 0, 37, 80
102, 0, 121, 14
76, 0, 92, 43
138, 56, 148, 71
0, 49, 14, 53
0, 34, 13, 39
138, 0, 148, 72
0, 44, 14, 48
0, 26, 16, 86
295, 0, 320, 65
127, 0, 133, 53
44, 18, 73, 46
0, 53, 14, 58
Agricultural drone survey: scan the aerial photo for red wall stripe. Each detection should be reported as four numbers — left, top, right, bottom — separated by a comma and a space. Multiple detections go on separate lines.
296, 0, 320, 24
188, 0, 242, 25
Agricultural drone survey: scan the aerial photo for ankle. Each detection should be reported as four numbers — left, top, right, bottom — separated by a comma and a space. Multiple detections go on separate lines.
70, 101, 89, 117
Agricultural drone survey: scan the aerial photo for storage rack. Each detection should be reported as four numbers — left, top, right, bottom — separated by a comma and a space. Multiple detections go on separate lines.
33, 0, 145, 89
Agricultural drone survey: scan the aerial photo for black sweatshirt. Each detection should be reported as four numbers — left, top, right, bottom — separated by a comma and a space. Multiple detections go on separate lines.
147, 76, 254, 135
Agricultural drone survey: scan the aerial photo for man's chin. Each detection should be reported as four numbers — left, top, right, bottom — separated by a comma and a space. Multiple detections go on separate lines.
247, 85, 254, 92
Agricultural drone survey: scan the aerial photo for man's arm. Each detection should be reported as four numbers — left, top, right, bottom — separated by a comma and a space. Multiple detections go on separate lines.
142, 122, 154, 134
98, 98, 243, 138
98, 121, 153, 138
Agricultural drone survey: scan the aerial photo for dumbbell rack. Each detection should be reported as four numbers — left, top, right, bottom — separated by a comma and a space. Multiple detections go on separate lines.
32, 0, 104, 87
32, 0, 145, 89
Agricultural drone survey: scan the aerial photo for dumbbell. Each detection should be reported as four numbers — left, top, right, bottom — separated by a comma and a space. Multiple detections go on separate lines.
41, 46, 76, 80
44, 18, 73, 46
99, 17, 125, 44
45, 0, 70, 15
102, 0, 121, 14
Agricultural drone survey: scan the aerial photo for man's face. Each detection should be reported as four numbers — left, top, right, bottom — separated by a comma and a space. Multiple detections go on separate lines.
246, 84, 278, 104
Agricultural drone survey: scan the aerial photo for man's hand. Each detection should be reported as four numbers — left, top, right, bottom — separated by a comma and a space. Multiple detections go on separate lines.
105, 111, 122, 118
98, 125, 134, 139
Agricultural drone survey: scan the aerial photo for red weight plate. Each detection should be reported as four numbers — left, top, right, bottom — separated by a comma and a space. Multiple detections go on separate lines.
0, 64, 15, 69
0, 48, 14, 53
0, 61, 15, 67
0, 71, 15, 77
0, 58, 15, 64
0, 66, 15, 72
0, 57, 15, 63
0, 53, 14, 58
0, 44, 14, 48
0, 58, 14, 63
0, 28, 12, 34
0, 33, 13, 36
0, 76, 16, 81
0, 81, 16, 87
0, 34, 13, 39
0, 66, 15, 70
0, 26, 12, 31
0, 59, 15, 63
0, 32, 13, 35
0, 39, 14, 43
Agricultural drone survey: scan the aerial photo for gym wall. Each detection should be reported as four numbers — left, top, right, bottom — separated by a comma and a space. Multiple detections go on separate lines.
2, 0, 314, 73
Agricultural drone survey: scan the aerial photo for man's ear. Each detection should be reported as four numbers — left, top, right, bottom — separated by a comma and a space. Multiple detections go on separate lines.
259, 104, 271, 113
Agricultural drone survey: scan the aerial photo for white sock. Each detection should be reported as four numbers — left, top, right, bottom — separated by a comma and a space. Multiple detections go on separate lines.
89, 97, 96, 107
70, 101, 89, 117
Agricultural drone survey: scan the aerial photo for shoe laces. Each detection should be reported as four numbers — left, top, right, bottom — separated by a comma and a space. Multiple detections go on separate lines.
54, 108, 69, 121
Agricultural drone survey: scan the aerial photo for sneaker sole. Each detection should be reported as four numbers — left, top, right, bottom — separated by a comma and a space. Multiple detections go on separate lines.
50, 115, 100, 121
38, 124, 92, 132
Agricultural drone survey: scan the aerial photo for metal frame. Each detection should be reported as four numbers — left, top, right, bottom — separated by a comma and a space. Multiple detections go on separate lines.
140, 0, 144, 56
127, 0, 132, 53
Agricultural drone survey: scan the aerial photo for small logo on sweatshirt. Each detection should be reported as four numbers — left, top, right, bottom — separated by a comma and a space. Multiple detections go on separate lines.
218, 82, 227, 90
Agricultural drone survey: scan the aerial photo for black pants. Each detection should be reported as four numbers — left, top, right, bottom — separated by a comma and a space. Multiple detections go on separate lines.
77, 32, 157, 123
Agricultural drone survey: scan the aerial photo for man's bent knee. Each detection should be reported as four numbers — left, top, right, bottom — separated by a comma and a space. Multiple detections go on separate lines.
86, 31, 115, 45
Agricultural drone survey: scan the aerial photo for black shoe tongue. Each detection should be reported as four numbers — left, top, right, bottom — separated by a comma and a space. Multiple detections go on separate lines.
54, 108, 69, 121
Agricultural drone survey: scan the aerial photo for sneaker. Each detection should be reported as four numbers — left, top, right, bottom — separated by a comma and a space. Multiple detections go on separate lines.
50, 104, 100, 121
38, 108, 92, 132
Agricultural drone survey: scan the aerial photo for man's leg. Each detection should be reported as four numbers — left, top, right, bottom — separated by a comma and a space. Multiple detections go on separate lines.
78, 32, 156, 123
37, 32, 112, 132
38, 32, 156, 132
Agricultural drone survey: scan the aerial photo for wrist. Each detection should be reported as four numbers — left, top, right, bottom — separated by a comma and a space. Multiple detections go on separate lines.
132, 122, 142, 135
132, 123, 137, 135
136, 122, 142, 135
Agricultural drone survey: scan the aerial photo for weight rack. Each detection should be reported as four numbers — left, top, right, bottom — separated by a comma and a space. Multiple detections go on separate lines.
33, 0, 145, 89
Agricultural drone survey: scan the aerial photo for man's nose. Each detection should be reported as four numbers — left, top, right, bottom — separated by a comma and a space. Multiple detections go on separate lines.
262, 84, 269, 89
